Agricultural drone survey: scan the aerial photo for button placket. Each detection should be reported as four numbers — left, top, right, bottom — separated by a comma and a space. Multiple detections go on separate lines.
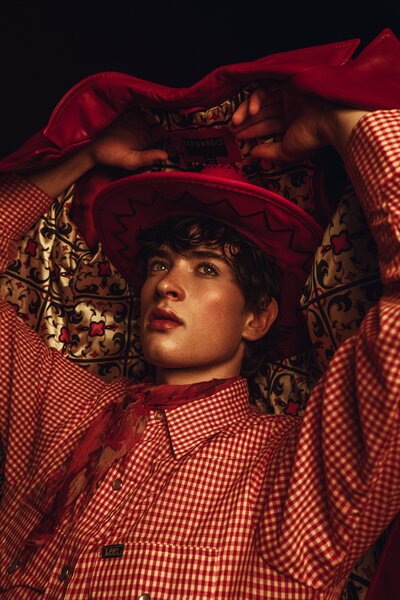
7, 558, 20, 575
58, 563, 72, 582
112, 478, 123, 490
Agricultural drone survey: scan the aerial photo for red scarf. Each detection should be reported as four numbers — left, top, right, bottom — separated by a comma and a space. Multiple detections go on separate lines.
20, 377, 239, 564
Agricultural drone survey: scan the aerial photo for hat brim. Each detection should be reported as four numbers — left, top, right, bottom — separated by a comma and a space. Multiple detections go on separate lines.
93, 171, 322, 359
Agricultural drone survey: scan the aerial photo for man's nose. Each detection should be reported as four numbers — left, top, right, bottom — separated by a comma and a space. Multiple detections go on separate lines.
155, 268, 185, 301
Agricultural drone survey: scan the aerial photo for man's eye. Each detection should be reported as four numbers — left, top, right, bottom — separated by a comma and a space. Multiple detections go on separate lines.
198, 262, 218, 276
148, 260, 169, 273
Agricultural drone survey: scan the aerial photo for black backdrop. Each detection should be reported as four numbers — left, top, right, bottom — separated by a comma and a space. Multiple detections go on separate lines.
1, 0, 399, 157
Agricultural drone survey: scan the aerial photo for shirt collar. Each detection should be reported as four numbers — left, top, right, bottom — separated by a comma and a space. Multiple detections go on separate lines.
155, 376, 251, 460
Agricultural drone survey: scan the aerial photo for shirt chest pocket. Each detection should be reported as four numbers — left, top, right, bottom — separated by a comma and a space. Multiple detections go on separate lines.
86, 541, 219, 600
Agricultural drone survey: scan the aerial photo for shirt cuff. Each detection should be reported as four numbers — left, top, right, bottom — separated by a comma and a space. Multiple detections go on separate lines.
344, 109, 400, 216
0, 173, 54, 240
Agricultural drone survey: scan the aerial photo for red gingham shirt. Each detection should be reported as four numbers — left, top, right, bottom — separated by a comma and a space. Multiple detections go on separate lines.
1, 111, 400, 599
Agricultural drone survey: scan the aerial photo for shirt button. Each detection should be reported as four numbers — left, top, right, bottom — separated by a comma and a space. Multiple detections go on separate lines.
139, 594, 151, 600
58, 564, 72, 582
112, 478, 123, 490
153, 410, 164, 421
7, 558, 20, 574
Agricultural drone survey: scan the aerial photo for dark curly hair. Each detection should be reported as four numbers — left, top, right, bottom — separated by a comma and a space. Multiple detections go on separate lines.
136, 215, 282, 376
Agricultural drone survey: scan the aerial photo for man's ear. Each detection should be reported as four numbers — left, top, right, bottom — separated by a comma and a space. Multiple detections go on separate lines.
242, 298, 278, 342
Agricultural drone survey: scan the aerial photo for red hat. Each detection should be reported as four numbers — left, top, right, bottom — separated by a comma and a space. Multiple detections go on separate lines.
93, 170, 323, 359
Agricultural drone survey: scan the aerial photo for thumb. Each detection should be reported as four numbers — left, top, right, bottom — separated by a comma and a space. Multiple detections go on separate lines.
250, 140, 303, 163
124, 148, 169, 171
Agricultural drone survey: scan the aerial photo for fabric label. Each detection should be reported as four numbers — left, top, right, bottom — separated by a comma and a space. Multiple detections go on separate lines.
170, 128, 242, 164
101, 544, 124, 559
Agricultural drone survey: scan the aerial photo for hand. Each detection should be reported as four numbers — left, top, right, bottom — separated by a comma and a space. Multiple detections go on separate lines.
25, 109, 168, 198
230, 85, 370, 161
86, 109, 168, 171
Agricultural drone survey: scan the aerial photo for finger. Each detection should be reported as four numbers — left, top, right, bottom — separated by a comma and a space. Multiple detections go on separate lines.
137, 149, 169, 167
231, 89, 281, 127
248, 86, 281, 111
231, 98, 250, 127
231, 100, 284, 133
233, 116, 286, 140
251, 141, 304, 163
248, 88, 275, 115
124, 149, 169, 171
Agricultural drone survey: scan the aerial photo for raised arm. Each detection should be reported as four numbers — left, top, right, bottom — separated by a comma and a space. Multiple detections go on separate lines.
232, 88, 400, 588
0, 109, 166, 489
24, 108, 168, 198
0, 109, 168, 271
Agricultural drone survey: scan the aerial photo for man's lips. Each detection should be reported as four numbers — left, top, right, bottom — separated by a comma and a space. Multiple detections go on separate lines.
148, 308, 184, 331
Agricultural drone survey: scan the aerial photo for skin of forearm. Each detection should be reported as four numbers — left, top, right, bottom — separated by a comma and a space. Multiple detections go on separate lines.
24, 147, 96, 199
322, 107, 370, 158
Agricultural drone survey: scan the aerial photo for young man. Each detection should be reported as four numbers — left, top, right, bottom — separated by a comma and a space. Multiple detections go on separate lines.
0, 87, 399, 599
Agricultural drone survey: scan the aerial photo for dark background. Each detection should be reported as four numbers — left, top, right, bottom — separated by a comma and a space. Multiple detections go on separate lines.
1, 1, 399, 157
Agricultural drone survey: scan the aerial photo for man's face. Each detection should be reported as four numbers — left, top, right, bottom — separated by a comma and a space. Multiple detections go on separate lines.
140, 244, 252, 384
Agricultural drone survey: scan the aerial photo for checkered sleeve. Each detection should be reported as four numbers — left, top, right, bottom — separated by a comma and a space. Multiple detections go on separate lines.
256, 111, 400, 591
345, 110, 400, 287
0, 174, 108, 489
0, 173, 54, 270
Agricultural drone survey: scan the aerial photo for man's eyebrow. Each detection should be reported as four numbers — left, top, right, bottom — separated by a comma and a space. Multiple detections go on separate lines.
187, 249, 228, 263
146, 248, 228, 263
146, 249, 170, 259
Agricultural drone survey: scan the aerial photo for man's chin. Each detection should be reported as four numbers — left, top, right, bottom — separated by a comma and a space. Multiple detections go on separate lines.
143, 350, 191, 371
